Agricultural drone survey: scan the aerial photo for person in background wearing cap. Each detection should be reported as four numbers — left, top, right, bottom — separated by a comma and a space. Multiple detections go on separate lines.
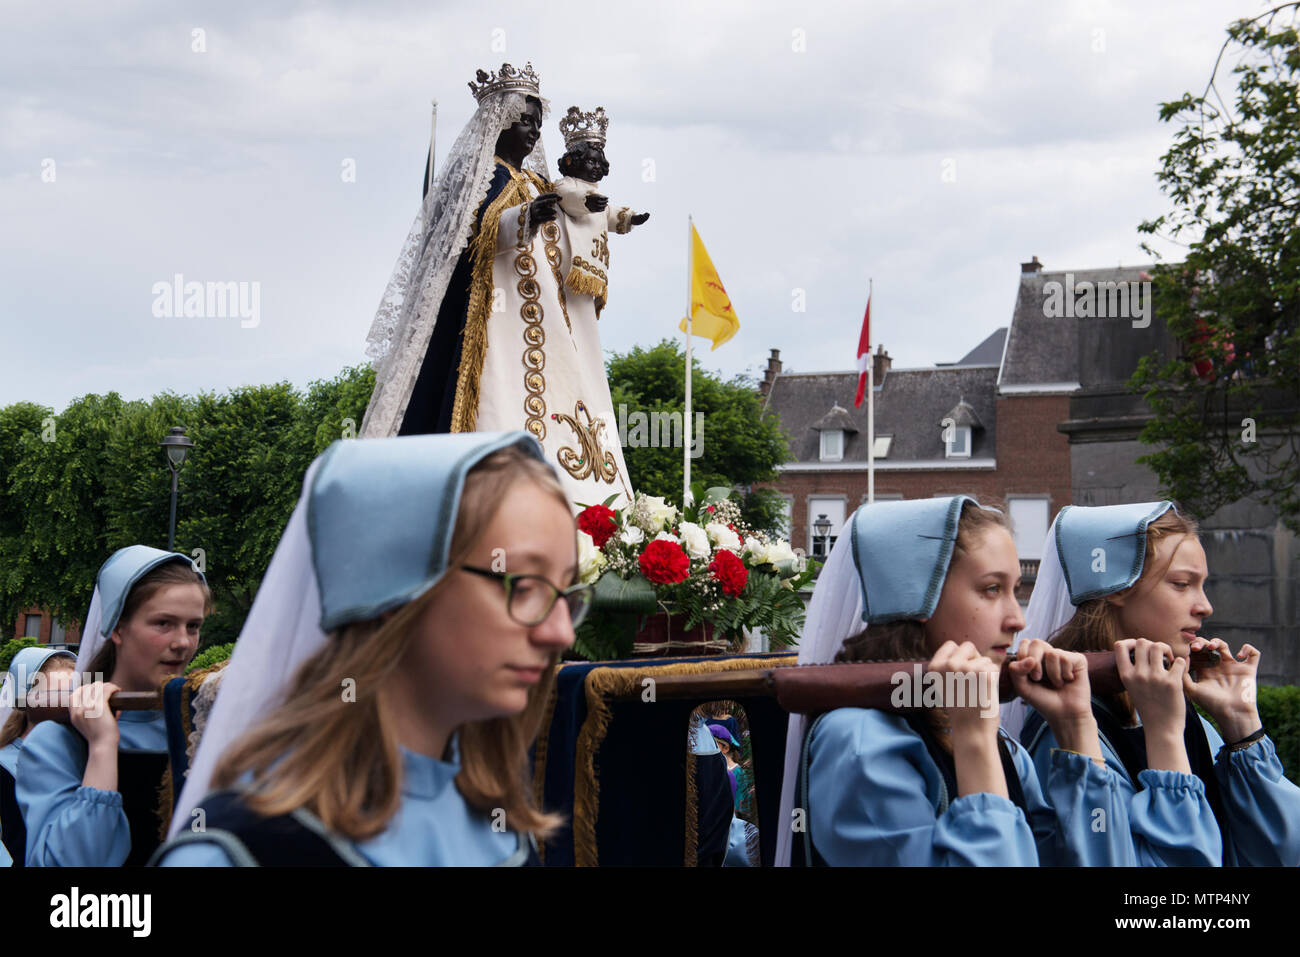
776, 496, 1136, 867
1015, 501, 1300, 867
0, 647, 77, 866
17, 546, 211, 866
154, 432, 585, 866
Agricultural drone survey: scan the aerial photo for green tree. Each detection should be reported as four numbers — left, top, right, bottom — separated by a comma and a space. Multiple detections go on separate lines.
1135, 5, 1300, 531
0, 366, 376, 650
606, 340, 791, 532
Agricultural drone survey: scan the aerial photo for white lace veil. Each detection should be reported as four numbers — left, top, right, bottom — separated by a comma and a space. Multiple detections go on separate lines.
1001, 514, 1076, 740
168, 459, 326, 838
774, 523, 863, 866
361, 87, 551, 438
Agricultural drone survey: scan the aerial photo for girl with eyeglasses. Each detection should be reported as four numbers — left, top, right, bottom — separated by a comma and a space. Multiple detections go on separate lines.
154, 432, 588, 866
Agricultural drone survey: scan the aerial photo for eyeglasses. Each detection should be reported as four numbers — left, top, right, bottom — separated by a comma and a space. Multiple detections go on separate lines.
460, 566, 594, 628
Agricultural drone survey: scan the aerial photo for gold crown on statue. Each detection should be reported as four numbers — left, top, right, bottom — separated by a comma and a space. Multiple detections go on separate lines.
467, 62, 541, 103
559, 106, 609, 150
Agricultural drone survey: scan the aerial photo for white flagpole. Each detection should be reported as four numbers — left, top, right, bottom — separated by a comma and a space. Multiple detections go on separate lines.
684, 216, 693, 508
867, 278, 875, 504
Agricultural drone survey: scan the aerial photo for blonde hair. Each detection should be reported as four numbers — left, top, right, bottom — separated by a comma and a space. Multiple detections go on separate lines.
211, 445, 571, 841
0, 654, 78, 749
89, 560, 214, 679
1050, 506, 1200, 722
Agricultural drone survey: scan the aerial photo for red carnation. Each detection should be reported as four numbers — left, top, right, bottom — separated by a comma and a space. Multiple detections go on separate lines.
639, 539, 691, 585
577, 504, 618, 548
709, 549, 749, 597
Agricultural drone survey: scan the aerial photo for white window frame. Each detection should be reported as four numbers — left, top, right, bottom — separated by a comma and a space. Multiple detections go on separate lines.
1007, 496, 1051, 561
945, 425, 971, 459
820, 429, 844, 462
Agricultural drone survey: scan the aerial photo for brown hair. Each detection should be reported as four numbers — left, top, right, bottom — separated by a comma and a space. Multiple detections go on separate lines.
1050, 506, 1200, 721
211, 445, 571, 842
0, 654, 78, 749
89, 559, 214, 679
834, 500, 1013, 745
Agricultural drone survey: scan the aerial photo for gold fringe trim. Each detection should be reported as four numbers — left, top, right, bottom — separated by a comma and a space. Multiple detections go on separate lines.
571, 655, 793, 867
684, 752, 699, 867
156, 662, 230, 841
450, 168, 536, 433
565, 268, 607, 302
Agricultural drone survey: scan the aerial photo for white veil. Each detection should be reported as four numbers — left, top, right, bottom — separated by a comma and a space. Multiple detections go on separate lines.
167, 459, 326, 838
1001, 514, 1076, 740
73, 586, 105, 677
361, 87, 552, 438
774, 524, 864, 866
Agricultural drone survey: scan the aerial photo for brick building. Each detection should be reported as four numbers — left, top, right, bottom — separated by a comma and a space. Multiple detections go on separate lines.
759, 255, 1298, 681
10, 607, 81, 649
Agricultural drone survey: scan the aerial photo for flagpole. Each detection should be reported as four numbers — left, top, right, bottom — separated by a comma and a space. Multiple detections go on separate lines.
684, 215, 693, 508
867, 278, 875, 504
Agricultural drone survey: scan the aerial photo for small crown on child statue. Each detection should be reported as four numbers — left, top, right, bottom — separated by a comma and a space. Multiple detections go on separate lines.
467, 62, 541, 103
559, 106, 609, 151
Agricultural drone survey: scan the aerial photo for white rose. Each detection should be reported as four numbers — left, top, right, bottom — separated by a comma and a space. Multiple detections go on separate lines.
765, 540, 798, 566
576, 531, 607, 584
653, 530, 680, 544
742, 537, 768, 564
677, 522, 711, 560
619, 524, 645, 546
637, 495, 678, 533
705, 522, 741, 551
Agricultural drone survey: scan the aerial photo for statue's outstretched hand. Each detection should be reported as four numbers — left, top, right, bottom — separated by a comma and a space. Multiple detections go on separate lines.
585, 193, 609, 212
631, 212, 650, 225
529, 193, 561, 222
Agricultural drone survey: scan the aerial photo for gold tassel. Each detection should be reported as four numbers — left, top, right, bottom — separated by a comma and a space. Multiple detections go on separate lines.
565, 268, 607, 302
450, 176, 533, 433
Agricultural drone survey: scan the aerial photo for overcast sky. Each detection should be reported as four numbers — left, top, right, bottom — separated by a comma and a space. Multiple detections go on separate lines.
0, 0, 1275, 411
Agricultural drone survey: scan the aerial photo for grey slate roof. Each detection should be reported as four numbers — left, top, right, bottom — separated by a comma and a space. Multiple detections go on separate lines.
943, 398, 983, 430
766, 366, 998, 464
940, 327, 1006, 367
811, 405, 859, 433
1000, 265, 1152, 388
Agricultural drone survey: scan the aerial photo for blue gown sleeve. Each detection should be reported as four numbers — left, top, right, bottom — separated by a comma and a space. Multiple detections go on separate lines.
155, 841, 236, 866
1024, 713, 1220, 866
1011, 737, 1136, 866
808, 708, 1039, 866
1202, 716, 1300, 866
16, 722, 131, 867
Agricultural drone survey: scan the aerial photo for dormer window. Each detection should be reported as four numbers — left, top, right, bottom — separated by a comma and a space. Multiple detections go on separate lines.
811, 404, 858, 464
941, 397, 981, 460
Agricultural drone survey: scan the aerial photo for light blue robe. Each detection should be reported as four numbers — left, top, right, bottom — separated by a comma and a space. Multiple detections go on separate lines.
1, 739, 23, 867
806, 708, 1135, 866
0, 739, 22, 778
1201, 718, 1300, 866
16, 710, 167, 866
1026, 708, 1300, 866
156, 745, 526, 866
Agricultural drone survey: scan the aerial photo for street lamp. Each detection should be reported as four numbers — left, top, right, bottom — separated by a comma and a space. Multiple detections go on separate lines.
813, 513, 831, 557
160, 426, 194, 551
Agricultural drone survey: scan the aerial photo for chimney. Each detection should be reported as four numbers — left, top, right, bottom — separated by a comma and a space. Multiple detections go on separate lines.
759, 348, 783, 397
872, 344, 892, 383
1021, 255, 1042, 274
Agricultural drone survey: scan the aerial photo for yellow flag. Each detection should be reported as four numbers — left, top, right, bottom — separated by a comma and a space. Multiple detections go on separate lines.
678, 224, 739, 349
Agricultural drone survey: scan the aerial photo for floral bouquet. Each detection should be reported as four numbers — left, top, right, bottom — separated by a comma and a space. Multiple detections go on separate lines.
570, 487, 817, 661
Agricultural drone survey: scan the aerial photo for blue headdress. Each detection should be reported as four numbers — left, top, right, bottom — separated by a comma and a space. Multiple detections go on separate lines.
1054, 501, 1177, 604
850, 495, 978, 623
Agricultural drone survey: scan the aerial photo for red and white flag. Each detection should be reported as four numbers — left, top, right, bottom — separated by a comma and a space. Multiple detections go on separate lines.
853, 295, 871, 408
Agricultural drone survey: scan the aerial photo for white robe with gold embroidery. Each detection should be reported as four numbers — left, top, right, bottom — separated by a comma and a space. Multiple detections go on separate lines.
472, 168, 634, 511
